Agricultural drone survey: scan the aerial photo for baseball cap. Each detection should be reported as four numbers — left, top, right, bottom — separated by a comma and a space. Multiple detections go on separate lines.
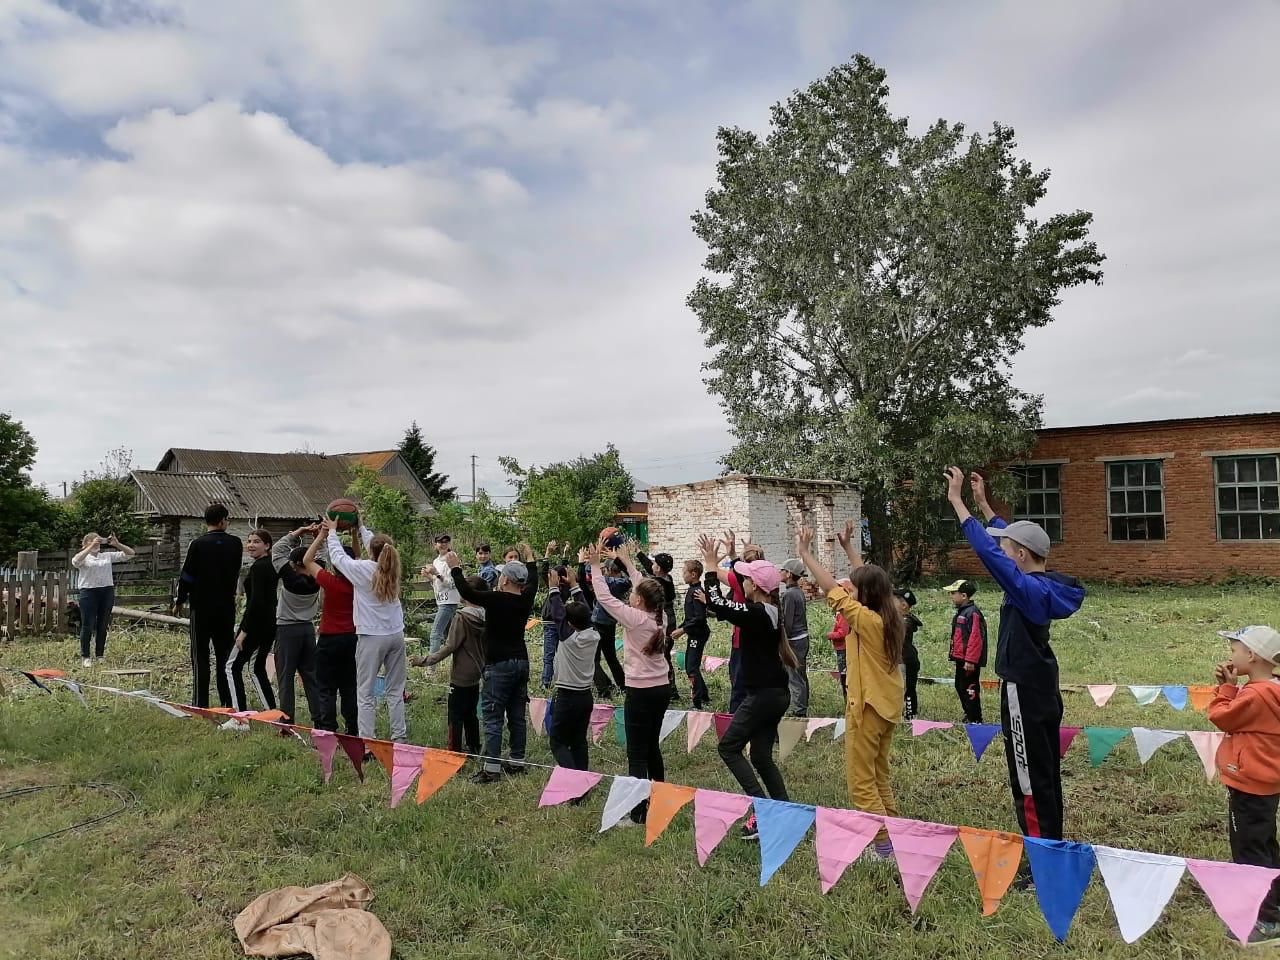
434, 533, 452, 544
987, 520, 1052, 558
1217, 626, 1280, 665
780, 558, 807, 578
894, 588, 918, 607
943, 579, 977, 596
499, 560, 529, 585
732, 559, 782, 595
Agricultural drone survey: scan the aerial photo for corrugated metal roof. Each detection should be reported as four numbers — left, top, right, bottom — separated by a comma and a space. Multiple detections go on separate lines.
131, 471, 315, 520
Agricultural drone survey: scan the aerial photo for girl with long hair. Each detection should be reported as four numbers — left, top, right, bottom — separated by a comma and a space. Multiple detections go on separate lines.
697, 534, 797, 840
588, 539, 670, 824
323, 515, 408, 741
796, 526, 904, 858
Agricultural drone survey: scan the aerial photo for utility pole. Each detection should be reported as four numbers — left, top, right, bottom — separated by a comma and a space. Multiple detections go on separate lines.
471, 455, 477, 503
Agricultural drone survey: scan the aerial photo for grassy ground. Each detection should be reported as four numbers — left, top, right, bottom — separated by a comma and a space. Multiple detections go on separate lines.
1, 579, 1277, 959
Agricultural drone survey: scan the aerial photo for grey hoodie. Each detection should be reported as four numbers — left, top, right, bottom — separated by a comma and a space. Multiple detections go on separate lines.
554, 627, 601, 691
271, 532, 322, 624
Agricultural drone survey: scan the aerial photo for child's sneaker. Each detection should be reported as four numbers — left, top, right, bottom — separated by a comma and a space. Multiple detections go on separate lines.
219, 719, 249, 732
502, 761, 529, 776
81, 657, 92, 668
1249, 921, 1280, 947
1012, 866, 1035, 892
469, 768, 504, 785
740, 815, 759, 841
870, 839, 895, 861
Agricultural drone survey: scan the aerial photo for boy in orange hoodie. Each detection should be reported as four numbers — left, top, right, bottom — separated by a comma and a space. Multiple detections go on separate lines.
1209, 625, 1280, 947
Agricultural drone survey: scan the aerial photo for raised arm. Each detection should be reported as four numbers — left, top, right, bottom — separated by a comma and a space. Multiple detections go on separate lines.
635, 550, 656, 577
272, 528, 303, 573
835, 519, 863, 572
71, 540, 98, 567
795, 527, 840, 596
970, 472, 999, 524
105, 535, 135, 559
945, 466, 1028, 598
616, 542, 645, 589
324, 521, 360, 581
301, 526, 325, 578
698, 572, 757, 628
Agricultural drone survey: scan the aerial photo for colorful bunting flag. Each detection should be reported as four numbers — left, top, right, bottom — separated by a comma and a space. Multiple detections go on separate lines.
675, 650, 686, 670
334, 733, 366, 781
964, 724, 1001, 760
311, 729, 338, 783
911, 719, 953, 737
885, 818, 959, 913
538, 766, 603, 807
1162, 686, 1189, 711
1094, 846, 1186, 944
1087, 684, 1117, 707
1187, 858, 1280, 944
1085, 728, 1129, 767
1132, 728, 1183, 764
528, 698, 548, 734
1185, 730, 1223, 781
685, 711, 713, 753
831, 719, 846, 741
804, 717, 837, 741
1187, 684, 1216, 712
1128, 685, 1162, 706
754, 799, 817, 886
1024, 838, 1096, 942
366, 739, 394, 777
614, 707, 627, 746
958, 827, 1023, 916
389, 744, 426, 808
63, 681, 89, 707
777, 718, 808, 763
659, 710, 686, 743
645, 782, 696, 847
600, 777, 651, 832
703, 656, 729, 673
713, 713, 734, 740
417, 749, 467, 804
589, 704, 615, 744
1059, 726, 1082, 759
814, 807, 882, 893
20, 671, 50, 692
693, 789, 752, 866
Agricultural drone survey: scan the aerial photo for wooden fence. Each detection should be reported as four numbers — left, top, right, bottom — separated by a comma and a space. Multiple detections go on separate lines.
0, 568, 69, 638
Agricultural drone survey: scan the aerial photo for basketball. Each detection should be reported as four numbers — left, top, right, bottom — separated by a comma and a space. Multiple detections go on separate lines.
600, 525, 625, 548
326, 498, 359, 530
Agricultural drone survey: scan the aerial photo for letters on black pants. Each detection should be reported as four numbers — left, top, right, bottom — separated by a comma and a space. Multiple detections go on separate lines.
189, 603, 236, 708
314, 633, 358, 734
954, 663, 983, 723
1000, 681, 1063, 840
549, 687, 593, 770
1229, 787, 1280, 924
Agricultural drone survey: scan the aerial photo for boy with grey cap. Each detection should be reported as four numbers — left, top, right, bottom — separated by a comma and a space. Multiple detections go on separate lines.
945, 467, 1085, 866
780, 559, 811, 717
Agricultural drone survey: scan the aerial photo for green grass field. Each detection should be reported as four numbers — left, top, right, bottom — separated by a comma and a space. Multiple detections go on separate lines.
2, 579, 1278, 959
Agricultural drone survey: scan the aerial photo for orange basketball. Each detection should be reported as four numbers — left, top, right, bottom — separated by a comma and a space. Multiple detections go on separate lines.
327, 498, 358, 530
600, 526, 625, 548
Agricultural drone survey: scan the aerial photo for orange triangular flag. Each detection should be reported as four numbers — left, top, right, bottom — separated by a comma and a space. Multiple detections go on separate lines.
525, 617, 540, 632
417, 749, 468, 803
366, 739, 394, 777
1188, 685, 1216, 712
31, 669, 67, 679
958, 827, 1023, 916
248, 709, 287, 724
645, 782, 698, 847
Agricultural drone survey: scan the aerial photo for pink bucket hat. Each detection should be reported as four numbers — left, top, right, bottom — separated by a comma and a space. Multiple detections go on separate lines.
732, 559, 782, 594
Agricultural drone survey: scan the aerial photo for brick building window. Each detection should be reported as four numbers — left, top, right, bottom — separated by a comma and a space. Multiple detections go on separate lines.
1215, 455, 1280, 540
1108, 460, 1166, 541
1012, 464, 1063, 542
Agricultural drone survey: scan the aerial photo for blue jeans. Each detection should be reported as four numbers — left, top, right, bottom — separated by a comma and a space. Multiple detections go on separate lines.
481, 659, 529, 773
541, 624, 559, 688
79, 585, 115, 658
430, 603, 458, 655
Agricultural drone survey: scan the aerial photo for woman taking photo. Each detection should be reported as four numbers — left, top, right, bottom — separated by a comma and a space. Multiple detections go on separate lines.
71, 533, 134, 667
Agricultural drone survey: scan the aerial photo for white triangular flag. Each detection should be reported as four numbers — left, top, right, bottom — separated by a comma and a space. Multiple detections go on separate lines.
831, 719, 847, 741
1185, 731, 1224, 781
60, 680, 89, 707
1087, 684, 1117, 707
659, 710, 687, 743
1128, 685, 1162, 706
1132, 728, 1183, 764
777, 718, 808, 762
804, 717, 837, 741
1094, 846, 1186, 943
599, 776, 652, 832
142, 698, 192, 718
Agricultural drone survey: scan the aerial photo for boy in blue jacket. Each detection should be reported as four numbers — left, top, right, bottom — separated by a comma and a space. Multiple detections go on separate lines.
945, 467, 1085, 853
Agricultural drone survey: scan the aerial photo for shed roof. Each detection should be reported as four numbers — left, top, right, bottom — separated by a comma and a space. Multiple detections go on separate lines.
131, 471, 315, 521
345, 450, 398, 470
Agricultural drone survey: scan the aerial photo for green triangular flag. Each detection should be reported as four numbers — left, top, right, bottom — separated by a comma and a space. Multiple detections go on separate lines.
1086, 727, 1129, 767
614, 706, 627, 746
675, 650, 686, 670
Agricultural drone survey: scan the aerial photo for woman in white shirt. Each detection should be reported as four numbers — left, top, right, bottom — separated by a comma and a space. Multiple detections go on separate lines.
71, 533, 135, 667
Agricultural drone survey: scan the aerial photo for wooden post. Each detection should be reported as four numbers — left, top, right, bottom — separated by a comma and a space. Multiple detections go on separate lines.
2, 575, 12, 641
16, 577, 30, 635
16, 551, 36, 572
52, 571, 64, 634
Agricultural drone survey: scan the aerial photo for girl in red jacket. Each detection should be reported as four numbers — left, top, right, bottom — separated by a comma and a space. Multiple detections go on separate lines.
827, 577, 852, 700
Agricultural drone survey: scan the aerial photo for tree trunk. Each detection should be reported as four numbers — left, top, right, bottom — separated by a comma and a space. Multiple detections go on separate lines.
863, 486, 893, 570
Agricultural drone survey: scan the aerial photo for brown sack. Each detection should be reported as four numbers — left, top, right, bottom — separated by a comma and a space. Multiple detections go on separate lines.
233, 873, 391, 960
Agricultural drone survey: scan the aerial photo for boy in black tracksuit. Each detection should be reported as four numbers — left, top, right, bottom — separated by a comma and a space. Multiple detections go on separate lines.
671, 560, 711, 709
895, 589, 922, 720
945, 579, 988, 723
946, 469, 1084, 851
174, 505, 243, 708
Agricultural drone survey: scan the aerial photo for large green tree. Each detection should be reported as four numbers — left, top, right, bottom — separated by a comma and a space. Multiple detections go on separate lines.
0, 412, 68, 560
398, 422, 455, 503
64, 447, 146, 545
499, 445, 634, 553
688, 55, 1104, 577
347, 464, 429, 575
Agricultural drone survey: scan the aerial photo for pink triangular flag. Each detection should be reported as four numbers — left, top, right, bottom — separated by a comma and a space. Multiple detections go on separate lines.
310, 728, 338, 784
1088, 684, 1117, 707
1185, 731, 1224, 781
389, 743, 426, 808
713, 713, 734, 740
1059, 726, 1082, 758
886, 818, 959, 913
910, 719, 953, 737
529, 698, 548, 735
703, 656, 729, 673
805, 717, 837, 742
693, 789, 753, 866
686, 712, 713, 753
1187, 858, 1280, 944
538, 766, 603, 807
814, 807, 882, 894
590, 703, 615, 744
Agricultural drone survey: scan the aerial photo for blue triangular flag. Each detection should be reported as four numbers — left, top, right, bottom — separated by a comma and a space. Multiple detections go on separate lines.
544, 696, 554, 733
1162, 686, 1188, 711
964, 724, 1001, 760
614, 706, 627, 746
1024, 838, 1096, 942
754, 798, 817, 885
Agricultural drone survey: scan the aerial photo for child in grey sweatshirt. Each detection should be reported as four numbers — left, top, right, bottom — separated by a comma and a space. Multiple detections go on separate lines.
272, 527, 323, 723
549, 598, 601, 771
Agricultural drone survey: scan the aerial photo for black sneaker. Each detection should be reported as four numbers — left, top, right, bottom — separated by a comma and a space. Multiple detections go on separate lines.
740, 815, 759, 841
1248, 921, 1280, 946
503, 761, 529, 776
1012, 867, 1035, 892
469, 769, 504, 785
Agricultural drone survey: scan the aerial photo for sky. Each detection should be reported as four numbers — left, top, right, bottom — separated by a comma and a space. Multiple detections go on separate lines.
2, 0, 1278, 497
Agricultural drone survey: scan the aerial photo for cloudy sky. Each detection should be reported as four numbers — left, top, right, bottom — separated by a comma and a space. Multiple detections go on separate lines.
3, 1, 1277, 497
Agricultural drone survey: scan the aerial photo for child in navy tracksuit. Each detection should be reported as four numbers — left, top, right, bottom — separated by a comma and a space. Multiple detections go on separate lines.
671, 559, 711, 709
944, 579, 987, 723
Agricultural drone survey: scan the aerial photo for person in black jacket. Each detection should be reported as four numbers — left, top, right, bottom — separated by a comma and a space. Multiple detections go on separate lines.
671, 559, 711, 709
894, 588, 923, 720
224, 529, 278, 720
173, 503, 243, 708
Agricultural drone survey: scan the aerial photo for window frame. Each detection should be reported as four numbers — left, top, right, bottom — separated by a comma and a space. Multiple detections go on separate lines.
1106, 458, 1168, 543
1213, 453, 1280, 542
1009, 463, 1064, 543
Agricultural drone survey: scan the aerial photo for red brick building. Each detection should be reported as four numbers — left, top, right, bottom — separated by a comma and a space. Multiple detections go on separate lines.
945, 412, 1280, 583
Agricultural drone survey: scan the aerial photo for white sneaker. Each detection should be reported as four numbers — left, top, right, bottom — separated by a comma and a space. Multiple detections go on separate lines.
219, 719, 250, 732
82, 658, 92, 668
